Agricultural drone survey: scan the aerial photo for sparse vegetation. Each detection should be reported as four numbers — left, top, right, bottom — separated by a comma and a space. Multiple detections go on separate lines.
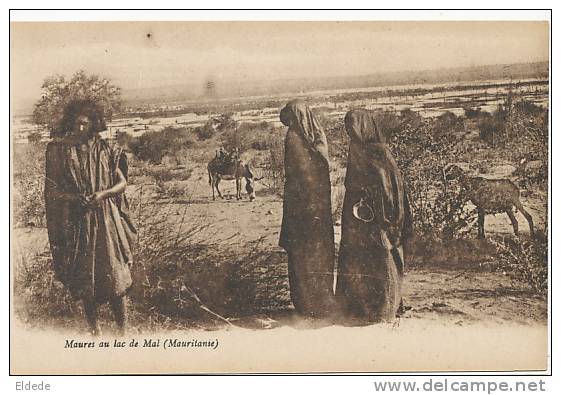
127, 127, 196, 164
13, 79, 549, 334
13, 143, 46, 227
487, 235, 548, 296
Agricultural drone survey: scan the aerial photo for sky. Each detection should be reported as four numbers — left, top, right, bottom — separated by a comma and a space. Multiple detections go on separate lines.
10, 21, 549, 112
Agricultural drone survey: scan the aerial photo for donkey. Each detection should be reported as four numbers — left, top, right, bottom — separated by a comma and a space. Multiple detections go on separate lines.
207, 157, 260, 201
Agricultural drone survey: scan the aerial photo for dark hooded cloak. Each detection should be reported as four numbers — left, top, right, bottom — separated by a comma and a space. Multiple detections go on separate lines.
279, 100, 337, 317
336, 109, 413, 322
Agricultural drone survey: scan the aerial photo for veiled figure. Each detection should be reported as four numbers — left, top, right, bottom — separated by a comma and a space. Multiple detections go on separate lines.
336, 109, 413, 322
279, 100, 337, 318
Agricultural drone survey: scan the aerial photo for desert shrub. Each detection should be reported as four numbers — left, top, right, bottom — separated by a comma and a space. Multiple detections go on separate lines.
13, 143, 46, 227
476, 93, 547, 149
27, 131, 44, 144
129, 199, 290, 324
432, 111, 465, 141
220, 121, 281, 152
13, 250, 82, 328
388, 112, 476, 241
315, 108, 340, 132
478, 109, 508, 146
400, 108, 424, 129
154, 182, 192, 200
475, 96, 548, 188
145, 166, 193, 183
487, 236, 548, 296
210, 112, 238, 132
193, 122, 216, 140
375, 111, 402, 139
261, 137, 285, 196
161, 153, 184, 167
418, 187, 477, 240
324, 118, 347, 162
513, 100, 544, 116
115, 130, 134, 149
331, 174, 345, 225
14, 196, 291, 331
128, 127, 196, 164
506, 100, 548, 172
220, 127, 251, 151
464, 107, 483, 119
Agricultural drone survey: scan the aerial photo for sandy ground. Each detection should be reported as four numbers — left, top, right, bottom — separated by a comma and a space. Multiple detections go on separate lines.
11, 150, 549, 374
12, 162, 548, 330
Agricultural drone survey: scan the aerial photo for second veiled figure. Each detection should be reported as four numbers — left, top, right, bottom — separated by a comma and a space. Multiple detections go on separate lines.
336, 109, 413, 322
279, 100, 337, 318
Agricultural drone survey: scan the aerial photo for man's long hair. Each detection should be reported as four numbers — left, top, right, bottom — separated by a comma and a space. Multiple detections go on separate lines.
53, 99, 107, 138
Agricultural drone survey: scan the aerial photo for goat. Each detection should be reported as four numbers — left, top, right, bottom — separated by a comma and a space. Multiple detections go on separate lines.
443, 164, 535, 239
517, 158, 546, 182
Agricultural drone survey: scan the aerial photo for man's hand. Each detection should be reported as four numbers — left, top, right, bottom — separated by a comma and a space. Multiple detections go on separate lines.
87, 191, 107, 207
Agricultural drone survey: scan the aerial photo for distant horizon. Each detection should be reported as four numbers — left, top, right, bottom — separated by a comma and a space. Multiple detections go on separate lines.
122, 59, 549, 97
10, 21, 549, 114
11, 59, 549, 116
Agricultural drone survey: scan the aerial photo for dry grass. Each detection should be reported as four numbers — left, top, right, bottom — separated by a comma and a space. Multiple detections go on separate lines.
13, 191, 292, 332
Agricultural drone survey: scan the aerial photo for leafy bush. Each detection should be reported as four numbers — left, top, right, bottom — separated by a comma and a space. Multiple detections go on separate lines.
32, 70, 122, 134
128, 127, 196, 164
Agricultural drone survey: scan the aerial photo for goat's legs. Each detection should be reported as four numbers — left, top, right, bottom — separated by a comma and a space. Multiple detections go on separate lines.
506, 208, 519, 236
514, 201, 535, 238
211, 178, 216, 200
477, 209, 486, 239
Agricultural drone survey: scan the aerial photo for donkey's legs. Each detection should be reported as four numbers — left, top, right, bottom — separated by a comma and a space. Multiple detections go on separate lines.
215, 179, 224, 199
236, 178, 242, 200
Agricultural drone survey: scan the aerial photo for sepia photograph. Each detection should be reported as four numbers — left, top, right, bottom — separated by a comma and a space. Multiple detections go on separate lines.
9, 11, 551, 375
